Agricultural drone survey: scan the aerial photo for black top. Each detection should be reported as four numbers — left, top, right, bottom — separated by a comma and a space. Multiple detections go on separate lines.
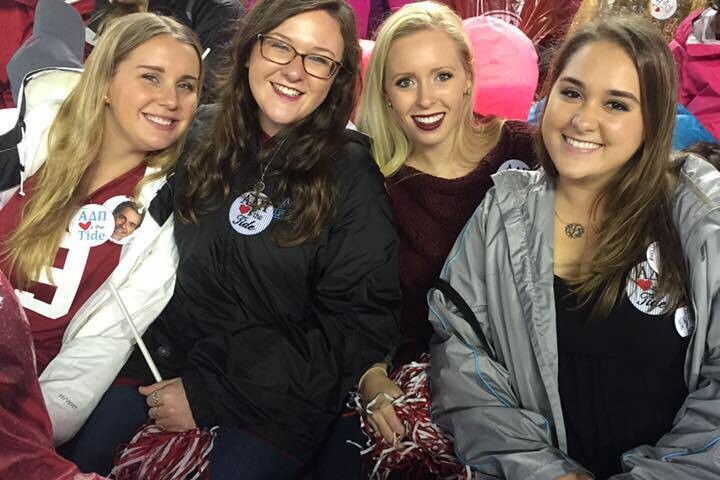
555, 275, 689, 479
123, 107, 401, 461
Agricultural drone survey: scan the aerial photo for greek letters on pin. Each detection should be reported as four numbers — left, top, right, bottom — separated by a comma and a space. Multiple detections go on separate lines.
625, 260, 670, 315
229, 191, 274, 235
69, 204, 115, 247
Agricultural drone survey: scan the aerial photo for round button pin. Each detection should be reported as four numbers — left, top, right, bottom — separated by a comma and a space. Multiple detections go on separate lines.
68, 204, 115, 247
497, 159, 530, 172
229, 191, 274, 236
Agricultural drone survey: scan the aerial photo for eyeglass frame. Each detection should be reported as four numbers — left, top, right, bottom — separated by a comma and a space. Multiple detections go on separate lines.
256, 34, 342, 79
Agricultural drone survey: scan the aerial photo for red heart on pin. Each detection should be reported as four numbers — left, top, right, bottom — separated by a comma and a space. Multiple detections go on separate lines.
637, 278, 652, 291
654, 6, 660, 12
79, 221, 91, 230
239, 204, 251, 214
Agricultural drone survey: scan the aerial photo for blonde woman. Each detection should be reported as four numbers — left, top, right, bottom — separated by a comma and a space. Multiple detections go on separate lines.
355, 1, 536, 443
0, 12, 202, 446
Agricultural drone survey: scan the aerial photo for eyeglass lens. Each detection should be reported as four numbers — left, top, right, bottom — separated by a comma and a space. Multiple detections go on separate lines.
261, 37, 337, 78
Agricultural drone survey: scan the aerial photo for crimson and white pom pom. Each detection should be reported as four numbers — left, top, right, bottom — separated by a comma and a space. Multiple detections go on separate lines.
351, 355, 471, 480
110, 424, 217, 480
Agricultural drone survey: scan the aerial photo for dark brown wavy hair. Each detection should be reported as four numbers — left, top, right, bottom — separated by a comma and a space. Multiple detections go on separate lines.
535, 16, 686, 319
178, 0, 361, 246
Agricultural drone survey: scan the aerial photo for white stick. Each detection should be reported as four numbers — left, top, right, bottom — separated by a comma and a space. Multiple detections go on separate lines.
202, 48, 211, 60
109, 282, 163, 382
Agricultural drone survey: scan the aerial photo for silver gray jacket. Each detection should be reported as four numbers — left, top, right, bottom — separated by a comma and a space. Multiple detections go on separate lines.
428, 154, 720, 480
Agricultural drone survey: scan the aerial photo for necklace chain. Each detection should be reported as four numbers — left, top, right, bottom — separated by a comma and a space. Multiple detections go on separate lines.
554, 210, 586, 239
252, 138, 287, 203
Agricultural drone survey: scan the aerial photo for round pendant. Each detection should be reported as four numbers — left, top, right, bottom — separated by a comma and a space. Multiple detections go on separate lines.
564, 223, 585, 239
229, 191, 274, 235
69, 203, 115, 247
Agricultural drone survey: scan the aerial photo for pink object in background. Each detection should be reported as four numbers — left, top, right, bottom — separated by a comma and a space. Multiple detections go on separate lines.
463, 15, 539, 120
669, 9, 720, 142
359, 38, 375, 80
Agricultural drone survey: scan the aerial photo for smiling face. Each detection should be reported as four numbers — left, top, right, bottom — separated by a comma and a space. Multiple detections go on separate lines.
103, 34, 200, 160
541, 40, 644, 190
112, 206, 142, 240
248, 9, 344, 137
383, 28, 471, 159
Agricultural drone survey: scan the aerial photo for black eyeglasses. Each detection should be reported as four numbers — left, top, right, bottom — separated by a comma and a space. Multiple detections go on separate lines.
257, 34, 342, 79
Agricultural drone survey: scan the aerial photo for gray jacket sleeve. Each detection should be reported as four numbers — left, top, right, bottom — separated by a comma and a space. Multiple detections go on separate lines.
428, 194, 590, 480
611, 233, 720, 480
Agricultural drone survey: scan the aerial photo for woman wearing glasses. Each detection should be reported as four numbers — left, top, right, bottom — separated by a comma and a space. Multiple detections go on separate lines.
70, 0, 401, 478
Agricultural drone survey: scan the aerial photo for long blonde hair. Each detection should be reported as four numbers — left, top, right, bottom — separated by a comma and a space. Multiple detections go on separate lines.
536, 16, 685, 319
4, 13, 202, 287
356, 1, 504, 177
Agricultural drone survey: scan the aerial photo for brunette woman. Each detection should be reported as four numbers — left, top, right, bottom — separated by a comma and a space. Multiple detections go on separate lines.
71, 0, 401, 478
429, 15, 720, 479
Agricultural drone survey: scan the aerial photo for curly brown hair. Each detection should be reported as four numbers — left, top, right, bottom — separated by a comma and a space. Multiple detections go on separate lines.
178, 0, 361, 247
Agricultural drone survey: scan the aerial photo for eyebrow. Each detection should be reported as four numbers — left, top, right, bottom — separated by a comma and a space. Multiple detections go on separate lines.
137, 65, 199, 82
265, 32, 339, 59
559, 76, 640, 104
389, 66, 457, 81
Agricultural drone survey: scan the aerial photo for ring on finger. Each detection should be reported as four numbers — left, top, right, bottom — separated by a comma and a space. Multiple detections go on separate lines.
151, 390, 160, 407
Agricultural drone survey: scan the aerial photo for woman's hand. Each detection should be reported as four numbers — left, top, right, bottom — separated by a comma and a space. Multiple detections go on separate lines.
359, 368, 405, 444
139, 378, 197, 432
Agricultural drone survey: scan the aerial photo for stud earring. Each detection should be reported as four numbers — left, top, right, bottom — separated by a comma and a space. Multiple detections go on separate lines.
463, 88, 471, 96
385, 99, 392, 108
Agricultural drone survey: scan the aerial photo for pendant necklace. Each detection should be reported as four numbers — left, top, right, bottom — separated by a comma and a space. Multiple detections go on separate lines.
228, 138, 286, 236
554, 210, 585, 239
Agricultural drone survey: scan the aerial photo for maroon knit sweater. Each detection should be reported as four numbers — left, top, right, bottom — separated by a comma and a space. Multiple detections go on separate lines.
388, 120, 536, 365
